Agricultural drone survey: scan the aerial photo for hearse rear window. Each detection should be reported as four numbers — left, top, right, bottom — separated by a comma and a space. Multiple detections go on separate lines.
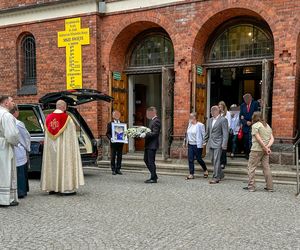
18, 109, 43, 133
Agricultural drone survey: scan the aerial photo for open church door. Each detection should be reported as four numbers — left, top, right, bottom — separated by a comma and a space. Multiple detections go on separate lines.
261, 59, 274, 124
161, 67, 175, 160
192, 64, 207, 123
109, 71, 128, 152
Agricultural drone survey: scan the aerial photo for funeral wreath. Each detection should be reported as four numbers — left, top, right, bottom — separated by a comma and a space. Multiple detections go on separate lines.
125, 126, 151, 138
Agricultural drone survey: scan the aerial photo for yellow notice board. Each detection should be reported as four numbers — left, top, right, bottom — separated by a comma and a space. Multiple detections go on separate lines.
58, 17, 90, 90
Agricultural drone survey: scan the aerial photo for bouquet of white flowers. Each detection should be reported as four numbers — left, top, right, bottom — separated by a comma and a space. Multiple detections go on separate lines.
125, 126, 151, 138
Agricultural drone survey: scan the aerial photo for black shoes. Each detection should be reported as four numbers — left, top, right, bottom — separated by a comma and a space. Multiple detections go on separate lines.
10, 200, 19, 206
209, 180, 219, 184
0, 200, 19, 207
112, 170, 123, 175
116, 170, 123, 175
144, 179, 157, 184
48, 191, 76, 196
59, 192, 77, 196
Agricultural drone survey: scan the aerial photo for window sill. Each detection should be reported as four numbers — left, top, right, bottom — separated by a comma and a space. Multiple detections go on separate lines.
17, 85, 37, 96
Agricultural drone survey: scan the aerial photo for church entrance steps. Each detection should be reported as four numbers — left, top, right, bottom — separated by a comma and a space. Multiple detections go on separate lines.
97, 153, 297, 185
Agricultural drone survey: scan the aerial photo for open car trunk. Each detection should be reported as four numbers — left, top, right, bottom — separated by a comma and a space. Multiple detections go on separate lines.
18, 89, 113, 172
39, 89, 113, 166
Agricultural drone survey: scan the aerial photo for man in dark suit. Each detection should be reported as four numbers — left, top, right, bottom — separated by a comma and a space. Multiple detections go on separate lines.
204, 106, 229, 184
140, 106, 161, 183
239, 93, 259, 159
106, 110, 124, 175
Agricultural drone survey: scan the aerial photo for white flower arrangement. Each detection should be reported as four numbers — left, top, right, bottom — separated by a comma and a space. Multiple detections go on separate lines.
125, 126, 151, 138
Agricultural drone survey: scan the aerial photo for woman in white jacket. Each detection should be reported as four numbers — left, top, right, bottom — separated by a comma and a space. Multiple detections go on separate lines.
11, 105, 31, 198
184, 113, 208, 180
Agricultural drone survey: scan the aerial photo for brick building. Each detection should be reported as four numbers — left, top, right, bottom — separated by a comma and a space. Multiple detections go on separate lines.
0, 0, 299, 164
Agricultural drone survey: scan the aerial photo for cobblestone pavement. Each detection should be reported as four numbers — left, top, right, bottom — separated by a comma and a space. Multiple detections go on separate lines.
0, 168, 299, 250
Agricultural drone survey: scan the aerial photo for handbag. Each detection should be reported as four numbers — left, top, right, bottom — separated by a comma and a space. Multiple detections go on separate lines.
202, 144, 206, 158
238, 127, 243, 140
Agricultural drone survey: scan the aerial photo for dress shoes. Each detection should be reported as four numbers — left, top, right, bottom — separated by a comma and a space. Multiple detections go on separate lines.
112, 171, 117, 175
59, 192, 77, 196
0, 200, 19, 207
144, 179, 157, 184
116, 170, 123, 175
10, 200, 19, 206
209, 180, 219, 184
48, 191, 58, 195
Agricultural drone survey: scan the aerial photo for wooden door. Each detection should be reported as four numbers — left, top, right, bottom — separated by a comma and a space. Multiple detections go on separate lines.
261, 59, 274, 124
109, 71, 128, 152
192, 64, 207, 123
161, 67, 175, 160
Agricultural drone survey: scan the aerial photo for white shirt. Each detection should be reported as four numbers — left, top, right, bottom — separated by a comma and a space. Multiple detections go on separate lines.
186, 123, 197, 145
212, 115, 220, 128
14, 120, 31, 167
230, 113, 240, 135
185, 122, 205, 148
224, 111, 231, 129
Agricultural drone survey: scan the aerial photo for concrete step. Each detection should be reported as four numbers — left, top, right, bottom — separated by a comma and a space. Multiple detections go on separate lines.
97, 159, 297, 185
122, 152, 249, 167
119, 153, 295, 171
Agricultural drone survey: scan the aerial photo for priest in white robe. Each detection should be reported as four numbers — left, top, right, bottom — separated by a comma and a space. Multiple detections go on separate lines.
0, 96, 20, 206
41, 100, 84, 195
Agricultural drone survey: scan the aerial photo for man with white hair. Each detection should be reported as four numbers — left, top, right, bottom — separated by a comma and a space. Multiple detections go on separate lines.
0, 95, 19, 206
41, 100, 84, 195
204, 105, 228, 184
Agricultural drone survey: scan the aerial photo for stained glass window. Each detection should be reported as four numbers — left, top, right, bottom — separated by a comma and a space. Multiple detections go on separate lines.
209, 25, 273, 62
130, 34, 174, 67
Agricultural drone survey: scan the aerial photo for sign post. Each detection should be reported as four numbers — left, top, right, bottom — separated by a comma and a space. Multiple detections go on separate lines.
113, 72, 122, 81
58, 17, 90, 89
197, 65, 203, 76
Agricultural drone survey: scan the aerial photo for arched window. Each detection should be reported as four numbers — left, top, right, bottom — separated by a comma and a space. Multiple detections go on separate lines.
18, 34, 37, 92
208, 24, 273, 62
129, 34, 174, 68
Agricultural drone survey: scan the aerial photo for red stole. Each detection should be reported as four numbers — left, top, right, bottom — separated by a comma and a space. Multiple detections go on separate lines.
45, 112, 70, 139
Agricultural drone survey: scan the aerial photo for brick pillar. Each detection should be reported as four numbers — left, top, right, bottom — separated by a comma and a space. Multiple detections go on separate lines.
270, 62, 297, 165
272, 63, 297, 138
170, 59, 191, 159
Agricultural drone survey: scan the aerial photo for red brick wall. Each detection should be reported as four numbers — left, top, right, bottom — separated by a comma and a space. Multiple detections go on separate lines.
101, 0, 300, 139
0, 0, 61, 10
0, 0, 300, 141
0, 14, 101, 136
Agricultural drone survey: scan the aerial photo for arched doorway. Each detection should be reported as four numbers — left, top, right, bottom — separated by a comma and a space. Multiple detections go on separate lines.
110, 30, 175, 157
192, 18, 274, 156
197, 19, 274, 123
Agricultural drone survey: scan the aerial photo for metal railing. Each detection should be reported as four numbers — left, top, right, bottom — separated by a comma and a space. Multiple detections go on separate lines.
293, 136, 300, 196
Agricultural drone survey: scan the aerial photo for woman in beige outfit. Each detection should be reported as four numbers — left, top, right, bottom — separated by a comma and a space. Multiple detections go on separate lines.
244, 112, 274, 192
